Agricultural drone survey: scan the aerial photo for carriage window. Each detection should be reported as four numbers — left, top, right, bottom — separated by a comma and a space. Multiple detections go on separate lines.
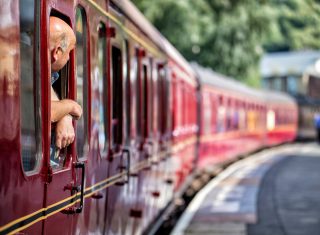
142, 65, 148, 138
148, 60, 154, 138
97, 23, 107, 154
136, 59, 146, 139
20, 0, 41, 174
124, 40, 131, 143
152, 65, 159, 137
217, 96, 225, 132
76, 7, 89, 159
157, 65, 165, 135
112, 46, 123, 147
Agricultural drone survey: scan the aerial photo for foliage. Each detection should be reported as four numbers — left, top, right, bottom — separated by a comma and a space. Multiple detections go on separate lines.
131, 0, 320, 87
264, 0, 320, 52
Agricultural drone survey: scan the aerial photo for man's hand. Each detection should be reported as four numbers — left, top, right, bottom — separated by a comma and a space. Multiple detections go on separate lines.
55, 115, 75, 149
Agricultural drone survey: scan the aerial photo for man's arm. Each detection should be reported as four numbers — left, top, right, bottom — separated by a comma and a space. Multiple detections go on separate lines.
51, 87, 82, 148
51, 87, 82, 122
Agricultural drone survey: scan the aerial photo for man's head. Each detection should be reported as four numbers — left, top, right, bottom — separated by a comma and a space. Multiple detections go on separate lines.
49, 16, 76, 72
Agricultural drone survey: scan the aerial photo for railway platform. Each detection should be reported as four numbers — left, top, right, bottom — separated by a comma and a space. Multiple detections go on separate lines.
171, 143, 320, 235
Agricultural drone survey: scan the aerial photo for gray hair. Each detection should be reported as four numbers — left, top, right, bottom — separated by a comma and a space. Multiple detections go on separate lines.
60, 33, 69, 52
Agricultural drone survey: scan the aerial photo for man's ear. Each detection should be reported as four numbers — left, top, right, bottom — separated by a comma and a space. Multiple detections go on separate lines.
51, 46, 62, 62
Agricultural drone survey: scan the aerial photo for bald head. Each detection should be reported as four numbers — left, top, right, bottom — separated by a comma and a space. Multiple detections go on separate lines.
50, 16, 75, 51
50, 16, 76, 72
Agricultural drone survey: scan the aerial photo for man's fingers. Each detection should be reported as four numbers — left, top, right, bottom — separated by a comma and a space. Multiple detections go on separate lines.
61, 137, 67, 148
55, 137, 62, 149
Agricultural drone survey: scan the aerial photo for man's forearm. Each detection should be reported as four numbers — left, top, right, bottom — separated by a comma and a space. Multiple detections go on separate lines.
51, 100, 73, 122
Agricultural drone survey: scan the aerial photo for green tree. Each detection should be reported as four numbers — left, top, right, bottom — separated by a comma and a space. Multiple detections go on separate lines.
131, 0, 213, 59
196, 0, 270, 86
131, 0, 320, 87
263, 0, 320, 52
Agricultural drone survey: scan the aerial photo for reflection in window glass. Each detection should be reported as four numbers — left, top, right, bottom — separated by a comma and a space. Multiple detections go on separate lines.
131, 57, 137, 138
20, 0, 41, 173
125, 40, 131, 143
76, 7, 89, 159
97, 23, 107, 153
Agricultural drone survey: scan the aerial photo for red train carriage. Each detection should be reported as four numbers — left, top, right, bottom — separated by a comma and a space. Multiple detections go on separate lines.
0, 0, 297, 235
193, 64, 297, 171
264, 90, 298, 146
192, 64, 267, 170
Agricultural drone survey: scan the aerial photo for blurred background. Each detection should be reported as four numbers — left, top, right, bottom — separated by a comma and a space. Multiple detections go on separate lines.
131, 0, 320, 88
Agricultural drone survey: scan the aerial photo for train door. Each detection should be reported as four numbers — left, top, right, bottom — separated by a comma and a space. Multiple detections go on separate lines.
71, 4, 113, 234
156, 63, 174, 210
103, 14, 131, 234
130, 47, 153, 232
143, 57, 164, 226
43, 5, 88, 234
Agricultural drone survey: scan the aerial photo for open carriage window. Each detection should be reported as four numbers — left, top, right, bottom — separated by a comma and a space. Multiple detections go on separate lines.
20, 0, 42, 174
49, 12, 73, 170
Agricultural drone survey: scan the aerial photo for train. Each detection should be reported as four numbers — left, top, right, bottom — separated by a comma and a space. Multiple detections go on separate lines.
0, 0, 297, 235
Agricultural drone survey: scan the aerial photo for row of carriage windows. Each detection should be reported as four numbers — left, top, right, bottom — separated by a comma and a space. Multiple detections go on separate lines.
202, 96, 295, 135
20, 3, 169, 174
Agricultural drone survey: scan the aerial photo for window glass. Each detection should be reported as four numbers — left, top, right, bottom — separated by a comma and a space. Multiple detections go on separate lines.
112, 46, 123, 147
152, 66, 158, 137
76, 7, 89, 159
273, 77, 282, 91
20, 0, 41, 173
157, 66, 165, 135
96, 23, 107, 153
136, 60, 147, 140
287, 75, 300, 95
142, 65, 148, 138
217, 96, 225, 132
148, 61, 153, 138
130, 54, 137, 139
124, 40, 131, 143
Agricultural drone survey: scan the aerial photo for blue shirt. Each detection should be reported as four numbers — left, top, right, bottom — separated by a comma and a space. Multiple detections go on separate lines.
51, 72, 59, 85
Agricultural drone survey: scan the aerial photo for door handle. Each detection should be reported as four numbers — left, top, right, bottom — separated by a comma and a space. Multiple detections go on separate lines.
62, 162, 85, 215
74, 162, 85, 213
